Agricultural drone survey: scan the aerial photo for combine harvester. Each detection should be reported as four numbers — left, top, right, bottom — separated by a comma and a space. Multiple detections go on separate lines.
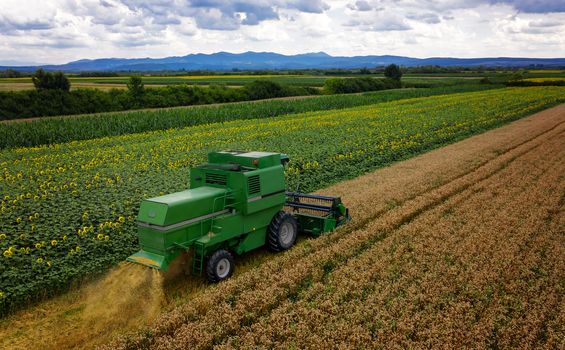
128, 151, 350, 282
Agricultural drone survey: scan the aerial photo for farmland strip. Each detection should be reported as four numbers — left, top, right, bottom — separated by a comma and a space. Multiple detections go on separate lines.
6, 87, 564, 318
102, 102, 565, 350
0, 84, 500, 149
217, 129, 564, 349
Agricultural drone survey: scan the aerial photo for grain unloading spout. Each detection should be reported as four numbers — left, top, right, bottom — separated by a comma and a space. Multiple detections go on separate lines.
127, 249, 176, 270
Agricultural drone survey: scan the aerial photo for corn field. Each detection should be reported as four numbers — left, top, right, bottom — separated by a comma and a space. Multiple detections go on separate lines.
0, 84, 497, 149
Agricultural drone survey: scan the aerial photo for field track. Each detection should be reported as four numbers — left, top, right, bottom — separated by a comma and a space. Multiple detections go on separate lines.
104, 104, 564, 350
1, 104, 563, 349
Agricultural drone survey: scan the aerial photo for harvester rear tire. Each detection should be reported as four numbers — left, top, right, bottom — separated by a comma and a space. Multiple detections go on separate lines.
206, 249, 234, 283
267, 211, 298, 252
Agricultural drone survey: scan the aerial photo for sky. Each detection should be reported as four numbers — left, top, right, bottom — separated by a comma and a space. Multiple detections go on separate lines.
0, 0, 564, 65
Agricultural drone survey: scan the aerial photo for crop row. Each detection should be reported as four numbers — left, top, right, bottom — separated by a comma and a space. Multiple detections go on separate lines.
0, 87, 564, 315
0, 75, 483, 89
214, 126, 565, 349
103, 103, 565, 349
0, 84, 499, 149
0, 75, 324, 87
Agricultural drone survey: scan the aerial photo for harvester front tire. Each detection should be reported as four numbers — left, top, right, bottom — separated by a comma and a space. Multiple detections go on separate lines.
267, 211, 298, 252
206, 249, 234, 283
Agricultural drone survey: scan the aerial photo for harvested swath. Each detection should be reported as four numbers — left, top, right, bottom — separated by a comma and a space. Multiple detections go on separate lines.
101, 104, 565, 350
216, 123, 564, 349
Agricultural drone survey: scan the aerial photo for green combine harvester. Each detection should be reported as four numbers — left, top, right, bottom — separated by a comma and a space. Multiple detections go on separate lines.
127, 151, 350, 282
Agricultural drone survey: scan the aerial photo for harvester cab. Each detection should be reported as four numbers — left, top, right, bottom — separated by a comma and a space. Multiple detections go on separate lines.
127, 150, 350, 282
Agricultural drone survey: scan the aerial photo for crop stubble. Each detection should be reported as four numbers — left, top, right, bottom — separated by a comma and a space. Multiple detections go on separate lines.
217, 116, 564, 349
102, 105, 565, 349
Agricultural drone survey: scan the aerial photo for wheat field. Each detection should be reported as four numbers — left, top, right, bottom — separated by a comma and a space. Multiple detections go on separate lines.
99, 104, 565, 350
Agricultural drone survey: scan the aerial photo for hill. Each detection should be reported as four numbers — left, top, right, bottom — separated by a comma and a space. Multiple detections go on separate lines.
3, 51, 565, 72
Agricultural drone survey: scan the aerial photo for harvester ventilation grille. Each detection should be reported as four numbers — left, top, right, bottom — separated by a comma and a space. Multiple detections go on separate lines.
205, 173, 227, 186
248, 175, 261, 195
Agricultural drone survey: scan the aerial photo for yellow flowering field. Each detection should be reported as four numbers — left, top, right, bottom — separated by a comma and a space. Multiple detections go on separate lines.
0, 86, 564, 314
523, 77, 565, 82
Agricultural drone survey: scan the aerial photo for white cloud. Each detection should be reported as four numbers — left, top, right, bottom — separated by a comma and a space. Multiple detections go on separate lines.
0, 0, 563, 65
406, 13, 441, 24
347, 1, 373, 11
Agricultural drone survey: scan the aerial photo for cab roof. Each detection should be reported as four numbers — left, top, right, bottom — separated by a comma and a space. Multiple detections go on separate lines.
207, 150, 286, 169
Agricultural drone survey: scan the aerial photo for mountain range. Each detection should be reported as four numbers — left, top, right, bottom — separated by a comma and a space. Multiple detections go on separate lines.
3, 51, 565, 72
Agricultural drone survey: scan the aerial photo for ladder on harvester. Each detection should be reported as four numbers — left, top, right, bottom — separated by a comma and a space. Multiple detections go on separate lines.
192, 241, 205, 275
191, 190, 236, 276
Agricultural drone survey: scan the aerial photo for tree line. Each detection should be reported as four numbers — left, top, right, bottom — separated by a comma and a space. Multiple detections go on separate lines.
0, 65, 404, 120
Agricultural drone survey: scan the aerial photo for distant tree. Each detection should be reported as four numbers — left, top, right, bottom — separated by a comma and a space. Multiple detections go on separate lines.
384, 64, 403, 81
32, 68, 48, 89
52, 72, 71, 91
323, 77, 401, 94
32, 69, 71, 91
1, 69, 22, 78
127, 76, 145, 99
359, 67, 371, 74
480, 77, 492, 84
509, 70, 525, 82
244, 80, 285, 100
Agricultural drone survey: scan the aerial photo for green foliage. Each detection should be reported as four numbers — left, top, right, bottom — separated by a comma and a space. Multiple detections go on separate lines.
0, 79, 320, 121
0, 89, 121, 120
480, 77, 492, 84
384, 64, 403, 81
506, 80, 565, 87
127, 76, 145, 101
32, 69, 71, 91
323, 77, 401, 94
1, 87, 564, 315
78, 72, 119, 77
0, 69, 22, 78
243, 80, 286, 100
509, 70, 525, 82
0, 84, 501, 149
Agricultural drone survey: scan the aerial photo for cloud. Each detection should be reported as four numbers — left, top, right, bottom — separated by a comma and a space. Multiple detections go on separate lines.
344, 17, 412, 31
347, 1, 373, 12
408, 0, 565, 14
19, 32, 89, 49
286, 0, 330, 13
234, 4, 279, 25
494, 11, 564, 38
191, 8, 241, 30
528, 19, 562, 27
0, 16, 55, 32
152, 16, 182, 25
489, 0, 565, 13
407, 13, 441, 24
116, 0, 329, 31
116, 36, 164, 47
99, 0, 115, 8
0, 0, 564, 65
520, 27, 555, 34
